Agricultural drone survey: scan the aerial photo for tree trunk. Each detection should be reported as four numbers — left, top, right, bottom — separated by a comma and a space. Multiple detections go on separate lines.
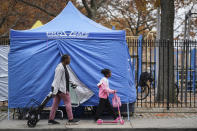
157, 0, 176, 104
82, 0, 98, 20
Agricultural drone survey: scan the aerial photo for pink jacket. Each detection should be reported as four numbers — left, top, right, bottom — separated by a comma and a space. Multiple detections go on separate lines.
97, 77, 114, 99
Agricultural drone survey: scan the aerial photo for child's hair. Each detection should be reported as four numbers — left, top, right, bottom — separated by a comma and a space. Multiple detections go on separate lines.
101, 69, 111, 77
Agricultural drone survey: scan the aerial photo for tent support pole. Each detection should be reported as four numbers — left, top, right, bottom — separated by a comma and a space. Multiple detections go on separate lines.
127, 103, 130, 121
8, 108, 10, 120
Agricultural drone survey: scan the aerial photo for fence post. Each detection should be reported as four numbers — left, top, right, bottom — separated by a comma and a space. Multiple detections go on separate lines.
167, 40, 170, 110
180, 40, 186, 107
185, 40, 189, 106
192, 48, 196, 93
138, 35, 143, 82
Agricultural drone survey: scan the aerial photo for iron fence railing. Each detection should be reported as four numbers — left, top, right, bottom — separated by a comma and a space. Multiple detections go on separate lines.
127, 38, 197, 108
0, 36, 9, 45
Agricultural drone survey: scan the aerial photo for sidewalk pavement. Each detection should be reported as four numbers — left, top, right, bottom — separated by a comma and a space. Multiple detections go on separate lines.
0, 116, 197, 129
0, 110, 197, 129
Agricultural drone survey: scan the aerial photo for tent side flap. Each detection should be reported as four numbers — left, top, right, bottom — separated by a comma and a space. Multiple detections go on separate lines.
8, 38, 136, 108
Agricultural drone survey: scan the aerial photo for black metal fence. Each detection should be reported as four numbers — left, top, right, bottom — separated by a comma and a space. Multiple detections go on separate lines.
1, 37, 197, 109
0, 36, 9, 45
127, 37, 197, 108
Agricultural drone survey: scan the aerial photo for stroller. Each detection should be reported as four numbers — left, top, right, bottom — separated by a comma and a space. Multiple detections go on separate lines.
25, 90, 53, 127
26, 84, 78, 127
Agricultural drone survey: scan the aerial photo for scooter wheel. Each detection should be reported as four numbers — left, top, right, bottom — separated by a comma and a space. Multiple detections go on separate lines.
27, 118, 37, 127
120, 119, 124, 125
97, 119, 103, 125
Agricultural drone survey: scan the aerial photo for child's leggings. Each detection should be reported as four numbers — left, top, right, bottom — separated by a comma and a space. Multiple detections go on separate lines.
95, 98, 117, 120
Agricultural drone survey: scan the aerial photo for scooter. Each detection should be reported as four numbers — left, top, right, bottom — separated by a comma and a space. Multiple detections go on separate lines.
97, 94, 124, 125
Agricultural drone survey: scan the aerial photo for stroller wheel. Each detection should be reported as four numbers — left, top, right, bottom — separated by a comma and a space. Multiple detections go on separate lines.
27, 118, 37, 127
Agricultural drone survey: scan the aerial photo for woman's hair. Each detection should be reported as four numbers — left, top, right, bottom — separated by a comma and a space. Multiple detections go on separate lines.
61, 54, 70, 62
101, 69, 111, 77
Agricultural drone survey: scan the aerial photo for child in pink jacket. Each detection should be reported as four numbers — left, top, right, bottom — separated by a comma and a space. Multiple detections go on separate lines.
95, 69, 117, 121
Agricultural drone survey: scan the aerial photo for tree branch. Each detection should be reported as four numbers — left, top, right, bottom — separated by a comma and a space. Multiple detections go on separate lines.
16, 0, 56, 17
1, 14, 22, 37
127, 21, 135, 35
0, 0, 17, 28
90, 0, 96, 9
97, 0, 106, 9
82, 0, 93, 18
0, 16, 8, 29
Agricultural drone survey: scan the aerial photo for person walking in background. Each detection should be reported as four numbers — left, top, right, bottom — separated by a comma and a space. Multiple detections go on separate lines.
48, 54, 79, 124
95, 69, 118, 121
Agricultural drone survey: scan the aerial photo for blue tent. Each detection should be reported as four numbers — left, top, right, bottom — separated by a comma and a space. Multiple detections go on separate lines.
9, 2, 136, 108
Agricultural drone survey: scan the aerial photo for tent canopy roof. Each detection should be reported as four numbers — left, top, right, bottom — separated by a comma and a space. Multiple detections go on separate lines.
10, 1, 124, 39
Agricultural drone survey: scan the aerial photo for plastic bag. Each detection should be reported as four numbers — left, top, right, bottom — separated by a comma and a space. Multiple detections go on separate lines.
69, 84, 79, 107
112, 93, 121, 107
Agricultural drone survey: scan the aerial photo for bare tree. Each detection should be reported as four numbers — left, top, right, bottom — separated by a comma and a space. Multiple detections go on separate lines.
0, 0, 71, 37
107, 0, 157, 36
